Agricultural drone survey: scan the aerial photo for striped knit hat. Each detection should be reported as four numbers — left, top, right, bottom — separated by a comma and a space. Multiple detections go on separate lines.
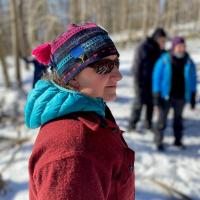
32, 22, 119, 83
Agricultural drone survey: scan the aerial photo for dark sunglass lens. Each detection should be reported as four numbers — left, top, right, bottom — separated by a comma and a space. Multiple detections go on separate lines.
89, 59, 119, 75
95, 65, 113, 74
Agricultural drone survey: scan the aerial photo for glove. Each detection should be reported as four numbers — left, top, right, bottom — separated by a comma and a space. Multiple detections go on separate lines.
190, 92, 196, 110
153, 93, 160, 106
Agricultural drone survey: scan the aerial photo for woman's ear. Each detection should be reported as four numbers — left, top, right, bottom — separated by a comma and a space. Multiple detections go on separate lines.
68, 78, 80, 90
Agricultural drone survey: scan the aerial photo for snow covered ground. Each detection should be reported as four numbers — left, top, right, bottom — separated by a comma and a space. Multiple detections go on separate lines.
0, 39, 200, 200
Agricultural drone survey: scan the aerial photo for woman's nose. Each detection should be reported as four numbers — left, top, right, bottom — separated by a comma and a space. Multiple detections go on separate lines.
110, 66, 123, 81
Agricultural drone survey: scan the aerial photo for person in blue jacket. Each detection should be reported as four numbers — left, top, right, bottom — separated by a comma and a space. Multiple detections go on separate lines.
152, 36, 197, 151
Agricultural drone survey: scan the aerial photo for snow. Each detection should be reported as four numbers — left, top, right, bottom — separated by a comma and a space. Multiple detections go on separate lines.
0, 39, 200, 200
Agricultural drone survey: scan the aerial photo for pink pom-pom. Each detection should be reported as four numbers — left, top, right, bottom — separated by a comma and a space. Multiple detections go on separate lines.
32, 42, 51, 65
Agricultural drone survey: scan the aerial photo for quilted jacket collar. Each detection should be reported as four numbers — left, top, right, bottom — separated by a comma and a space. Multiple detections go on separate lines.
24, 80, 105, 129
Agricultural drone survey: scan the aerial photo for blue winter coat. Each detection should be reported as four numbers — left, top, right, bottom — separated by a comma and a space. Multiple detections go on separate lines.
152, 52, 197, 102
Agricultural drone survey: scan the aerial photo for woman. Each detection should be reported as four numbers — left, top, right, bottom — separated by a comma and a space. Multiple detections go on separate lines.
25, 22, 135, 200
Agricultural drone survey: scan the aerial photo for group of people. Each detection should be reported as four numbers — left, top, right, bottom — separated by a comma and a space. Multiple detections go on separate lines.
128, 28, 197, 151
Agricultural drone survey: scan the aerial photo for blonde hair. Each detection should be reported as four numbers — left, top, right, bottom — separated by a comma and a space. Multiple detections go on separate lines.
42, 70, 75, 90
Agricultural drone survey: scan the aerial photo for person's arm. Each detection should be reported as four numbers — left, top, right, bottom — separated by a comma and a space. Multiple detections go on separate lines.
33, 154, 106, 200
133, 45, 148, 89
190, 59, 197, 109
152, 56, 164, 106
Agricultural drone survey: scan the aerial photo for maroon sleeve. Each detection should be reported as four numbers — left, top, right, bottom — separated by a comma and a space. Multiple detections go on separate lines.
33, 154, 106, 200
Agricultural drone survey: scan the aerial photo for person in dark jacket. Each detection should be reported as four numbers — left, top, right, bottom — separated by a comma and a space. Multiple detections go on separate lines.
128, 28, 167, 131
152, 36, 197, 151
24, 22, 135, 200
23, 56, 47, 88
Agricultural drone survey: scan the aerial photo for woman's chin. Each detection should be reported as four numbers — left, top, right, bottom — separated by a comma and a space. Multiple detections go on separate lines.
103, 93, 117, 102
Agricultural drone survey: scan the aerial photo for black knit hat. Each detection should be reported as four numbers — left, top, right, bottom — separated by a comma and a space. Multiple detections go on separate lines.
152, 27, 167, 40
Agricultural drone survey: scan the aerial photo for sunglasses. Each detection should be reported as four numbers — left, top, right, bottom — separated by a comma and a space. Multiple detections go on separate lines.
88, 59, 120, 75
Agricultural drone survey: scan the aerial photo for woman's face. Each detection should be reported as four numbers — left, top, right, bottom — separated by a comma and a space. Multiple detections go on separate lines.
74, 55, 122, 102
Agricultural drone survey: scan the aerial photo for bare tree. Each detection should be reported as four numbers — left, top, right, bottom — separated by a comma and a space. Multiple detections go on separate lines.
142, 0, 150, 37
95, 0, 103, 25
197, 0, 200, 31
9, 0, 22, 88
118, 0, 129, 31
18, 0, 30, 57
153, 0, 162, 28
80, 0, 87, 22
0, 31, 11, 88
0, 1, 11, 88
69, 0, 81, 23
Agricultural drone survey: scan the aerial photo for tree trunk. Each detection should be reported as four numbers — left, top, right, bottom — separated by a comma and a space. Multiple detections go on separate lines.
196, 0, 200, 31
111, 0, 118, 33
119, 0, 129, 31
165, 0, 178, 33
142, 0, 149, 37
95, 0, 102, 25
0, 0, 11, 87
69, 0, 81, 23
80, 0, 87, 22
154, 0, 163, 28
18, 0, 30, 69
0, 32, 11, 88
9, 0, 22, 88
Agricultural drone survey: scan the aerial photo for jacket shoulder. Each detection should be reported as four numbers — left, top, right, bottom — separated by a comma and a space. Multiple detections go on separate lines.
157, 52, 170, 64
186, 53, 195, 65
40, 117, 86, 152
161, 52, 169, 59
138, 39, 150, 51
29, 117, 88, 171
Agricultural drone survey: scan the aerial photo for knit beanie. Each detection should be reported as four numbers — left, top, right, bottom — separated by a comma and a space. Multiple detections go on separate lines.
32, 22, 119, 83
171, 36, 185, 51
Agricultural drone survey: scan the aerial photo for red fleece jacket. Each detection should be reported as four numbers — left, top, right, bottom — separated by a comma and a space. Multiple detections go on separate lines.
29, 112, 135, 200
